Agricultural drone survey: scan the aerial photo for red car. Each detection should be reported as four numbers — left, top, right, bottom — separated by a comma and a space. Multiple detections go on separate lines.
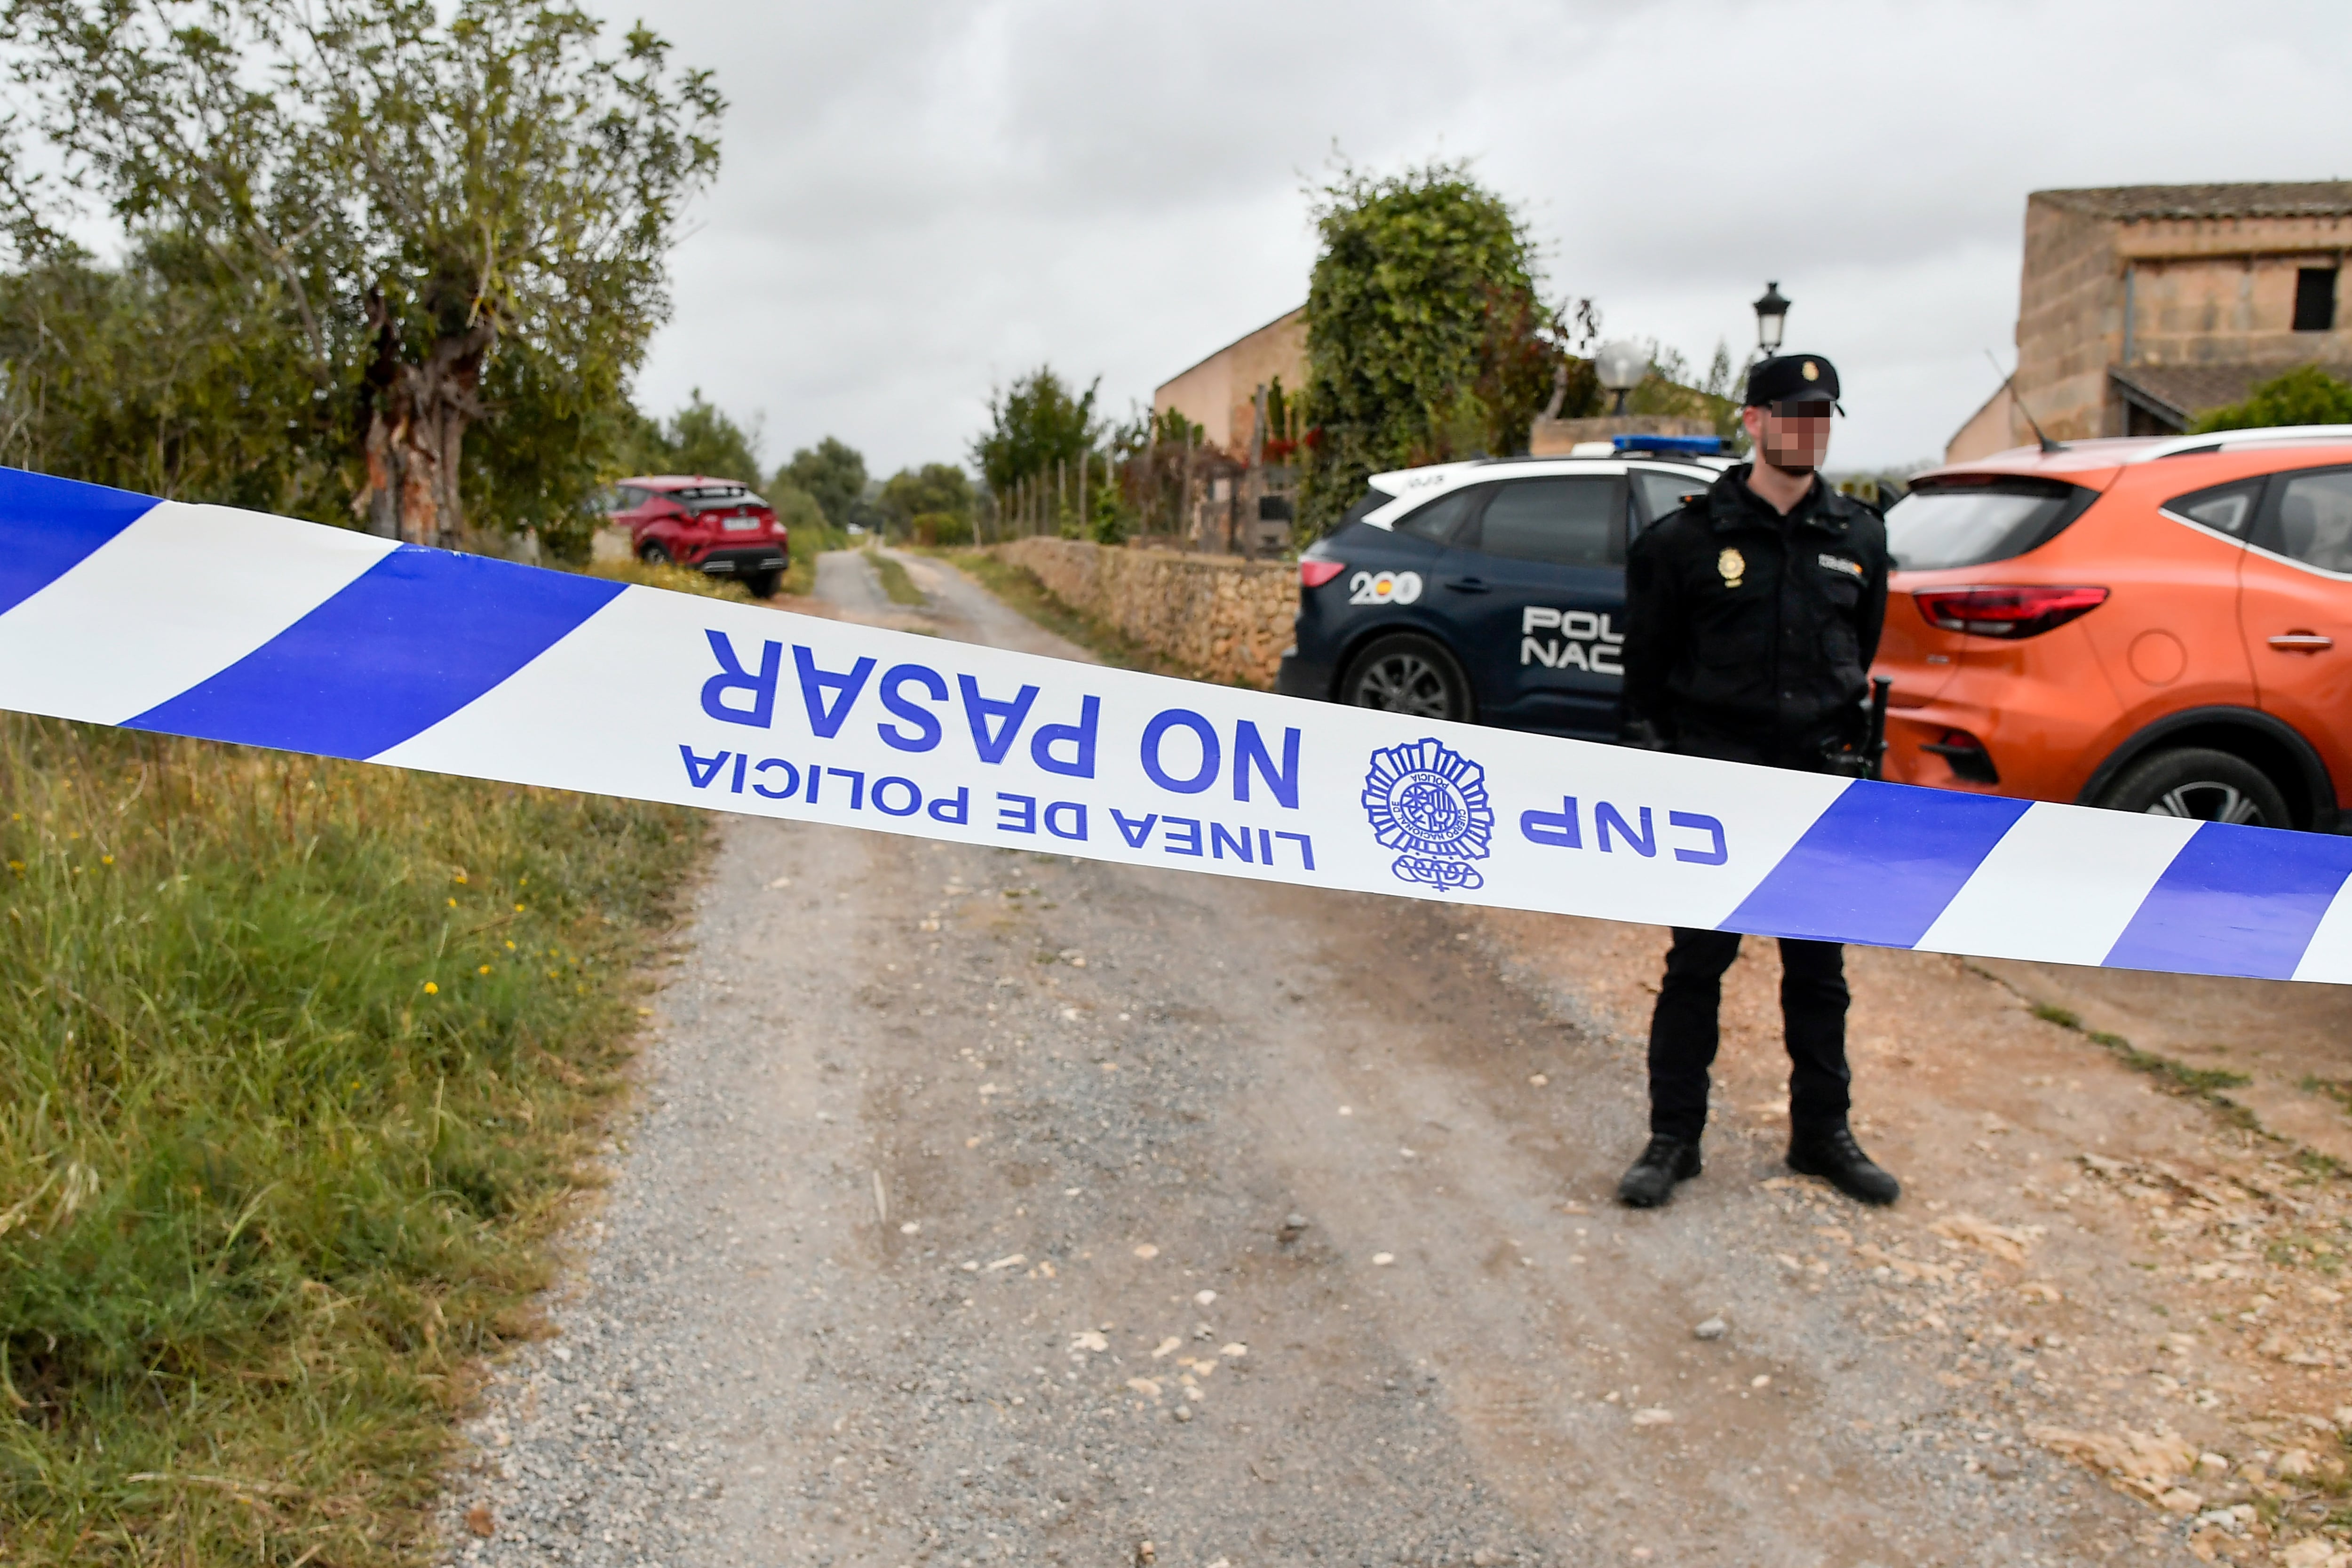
606, 476, 787, 598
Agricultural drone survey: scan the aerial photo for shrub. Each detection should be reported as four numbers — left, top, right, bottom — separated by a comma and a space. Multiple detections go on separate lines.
911, 510, 972, 546
2193, 364, 2352, 433
1298, 159, 1554, 534
586, 557, 753, 599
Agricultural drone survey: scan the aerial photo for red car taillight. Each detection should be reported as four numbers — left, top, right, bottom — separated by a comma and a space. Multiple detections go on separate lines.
1299, 558, 1345, 588
1914, 585, 2108, 639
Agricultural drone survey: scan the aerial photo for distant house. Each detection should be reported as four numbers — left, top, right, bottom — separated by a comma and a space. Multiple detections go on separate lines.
1950, 182, 2352, 462
1944, 383, 2015, 463
1153, 307, 1306, 454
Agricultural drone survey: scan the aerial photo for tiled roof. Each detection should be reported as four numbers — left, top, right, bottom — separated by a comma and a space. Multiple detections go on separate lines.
2110, 360, 2352, 422
2036, 183, 2352, 223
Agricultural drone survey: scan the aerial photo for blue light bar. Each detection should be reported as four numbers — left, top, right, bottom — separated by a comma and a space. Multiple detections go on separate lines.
1613, 434, 1724, 455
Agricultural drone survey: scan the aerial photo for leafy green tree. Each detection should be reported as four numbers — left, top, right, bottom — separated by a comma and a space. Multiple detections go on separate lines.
465, 336, 637, 560
1299, 160, 1573, 533
629, 390, 763, 482
7, 0, 723, 548
2193, 364, 2352, 432
1625, 342, 1742, 443
1150, 406, 1205, 447
779, 437, 875, 531
767, 482, 828, 541
877, 463, 973, 539
0, 238, 337, 514
970, 366, 1101, 493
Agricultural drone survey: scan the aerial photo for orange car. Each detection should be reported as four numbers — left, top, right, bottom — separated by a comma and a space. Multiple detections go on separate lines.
1876, 424, 2352, 831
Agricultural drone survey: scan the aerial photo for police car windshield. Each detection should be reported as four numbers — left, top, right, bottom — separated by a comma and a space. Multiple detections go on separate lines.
1885, 475, 2095, 570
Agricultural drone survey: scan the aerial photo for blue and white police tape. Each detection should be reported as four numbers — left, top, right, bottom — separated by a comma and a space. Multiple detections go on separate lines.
4, 464, 2351, 984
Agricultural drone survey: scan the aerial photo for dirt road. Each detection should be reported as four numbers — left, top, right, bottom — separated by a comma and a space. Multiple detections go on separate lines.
437, 555, 2352, 1568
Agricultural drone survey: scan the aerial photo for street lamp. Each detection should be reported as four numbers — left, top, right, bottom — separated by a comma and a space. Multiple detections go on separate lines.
1595, 340, 1648, 416
1752, 281, 1791, 357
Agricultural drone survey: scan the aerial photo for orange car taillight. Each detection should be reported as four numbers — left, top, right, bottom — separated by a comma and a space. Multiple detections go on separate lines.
1914, 585, 2108, 639
1299, 558, 1345, 588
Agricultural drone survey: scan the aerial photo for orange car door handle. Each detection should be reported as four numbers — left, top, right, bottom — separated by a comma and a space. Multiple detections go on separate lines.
2268, 632, 2335, 651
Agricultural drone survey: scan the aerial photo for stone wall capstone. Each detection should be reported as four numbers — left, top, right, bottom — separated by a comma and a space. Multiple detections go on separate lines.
993, 539, 1296, 689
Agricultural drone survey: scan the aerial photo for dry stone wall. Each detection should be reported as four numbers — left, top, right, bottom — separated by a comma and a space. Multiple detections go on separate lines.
994, 539, 1296, 690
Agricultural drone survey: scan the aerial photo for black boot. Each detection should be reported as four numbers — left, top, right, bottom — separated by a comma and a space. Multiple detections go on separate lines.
1616, 1136, 1702, 1209
1788, 1124, 1900, 1206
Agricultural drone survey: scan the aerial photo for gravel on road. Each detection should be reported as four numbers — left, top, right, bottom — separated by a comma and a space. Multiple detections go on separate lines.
431, 555, 2195, 1568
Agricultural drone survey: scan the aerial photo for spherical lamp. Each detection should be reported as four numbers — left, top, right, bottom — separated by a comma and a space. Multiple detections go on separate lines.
1594, 340, 1648, 416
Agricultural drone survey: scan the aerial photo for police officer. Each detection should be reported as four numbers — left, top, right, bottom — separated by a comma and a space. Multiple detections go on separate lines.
1614, 353, 1900, 1210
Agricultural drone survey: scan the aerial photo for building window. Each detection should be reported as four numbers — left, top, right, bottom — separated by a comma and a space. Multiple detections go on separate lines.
2293, 267, 2338, 332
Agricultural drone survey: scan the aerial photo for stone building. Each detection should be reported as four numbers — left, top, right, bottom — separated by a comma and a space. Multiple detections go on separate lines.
1152, 307, 1308, 555
1152, 306, 1306, 454
1949, 183, 2352, 461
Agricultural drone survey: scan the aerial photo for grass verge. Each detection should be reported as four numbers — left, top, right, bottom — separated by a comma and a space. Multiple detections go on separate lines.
2303, 1075, 2352, 1114
938, 551, 1202, 680
0, 715, 706, 1565
867, 548, 926, 607
2024, 1000, 2261, 1130
587, 557, 752, 601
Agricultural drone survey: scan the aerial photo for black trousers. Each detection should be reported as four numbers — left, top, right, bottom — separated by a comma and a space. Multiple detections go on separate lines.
1646, 927, 1851, 1142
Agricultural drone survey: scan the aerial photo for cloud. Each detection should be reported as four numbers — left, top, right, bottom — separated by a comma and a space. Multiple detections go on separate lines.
617, 0, 2352, 476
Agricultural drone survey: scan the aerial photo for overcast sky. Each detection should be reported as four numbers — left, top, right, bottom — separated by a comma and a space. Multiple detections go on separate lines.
614, 0, 2352, 480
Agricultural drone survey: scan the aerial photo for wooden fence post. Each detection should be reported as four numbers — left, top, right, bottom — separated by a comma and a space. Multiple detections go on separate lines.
1180, 431, 1196, 553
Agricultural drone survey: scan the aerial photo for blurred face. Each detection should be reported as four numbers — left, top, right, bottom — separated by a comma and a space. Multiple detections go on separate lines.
1742, 401, 1834, 475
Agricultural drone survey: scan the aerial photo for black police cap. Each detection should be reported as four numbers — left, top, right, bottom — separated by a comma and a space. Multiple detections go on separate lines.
1744, 353, 1842, 410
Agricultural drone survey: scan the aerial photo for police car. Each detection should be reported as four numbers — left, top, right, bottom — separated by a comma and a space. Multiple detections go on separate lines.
1276, 436, 1733, 738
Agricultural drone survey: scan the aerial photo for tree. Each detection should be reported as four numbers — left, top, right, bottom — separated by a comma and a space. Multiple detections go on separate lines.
2193, 364, 2352, 432
630, 390, 763, 483
1297, 160, 1562, 533
780, 437, 875, 532
877, 463, 972, 539
7, 0, 723, 548
1150, 406, 1204, 447
1625, 342, 1742, 444
970, 366, 1101, 493
464, 334, 636, 559
0, 237, 338, 513
767, 482, 828, 541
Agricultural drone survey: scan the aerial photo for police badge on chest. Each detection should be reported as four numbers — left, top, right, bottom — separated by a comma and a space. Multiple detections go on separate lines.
1716, 547, 1745, 589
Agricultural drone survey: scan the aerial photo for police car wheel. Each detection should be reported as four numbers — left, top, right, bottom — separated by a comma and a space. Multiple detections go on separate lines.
2099, 747, 2290, 828
1340, 634, 1471, 723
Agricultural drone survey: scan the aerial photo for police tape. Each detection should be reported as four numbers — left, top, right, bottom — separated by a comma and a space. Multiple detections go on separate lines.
5, 464, 2351, 985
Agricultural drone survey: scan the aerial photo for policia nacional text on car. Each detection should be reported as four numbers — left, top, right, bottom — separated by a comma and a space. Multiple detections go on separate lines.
1613, 353, 1901, 1210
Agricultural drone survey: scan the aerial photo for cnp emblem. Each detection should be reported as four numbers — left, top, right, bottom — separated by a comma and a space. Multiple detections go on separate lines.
1717, 547, 1745, 588
1362, 737, 1495, 892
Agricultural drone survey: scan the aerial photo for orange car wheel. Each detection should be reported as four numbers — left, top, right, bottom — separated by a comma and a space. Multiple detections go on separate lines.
2096, 746, 2292, 828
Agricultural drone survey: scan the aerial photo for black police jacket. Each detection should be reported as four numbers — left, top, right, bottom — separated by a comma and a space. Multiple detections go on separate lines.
1621, 464, 1889, 760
